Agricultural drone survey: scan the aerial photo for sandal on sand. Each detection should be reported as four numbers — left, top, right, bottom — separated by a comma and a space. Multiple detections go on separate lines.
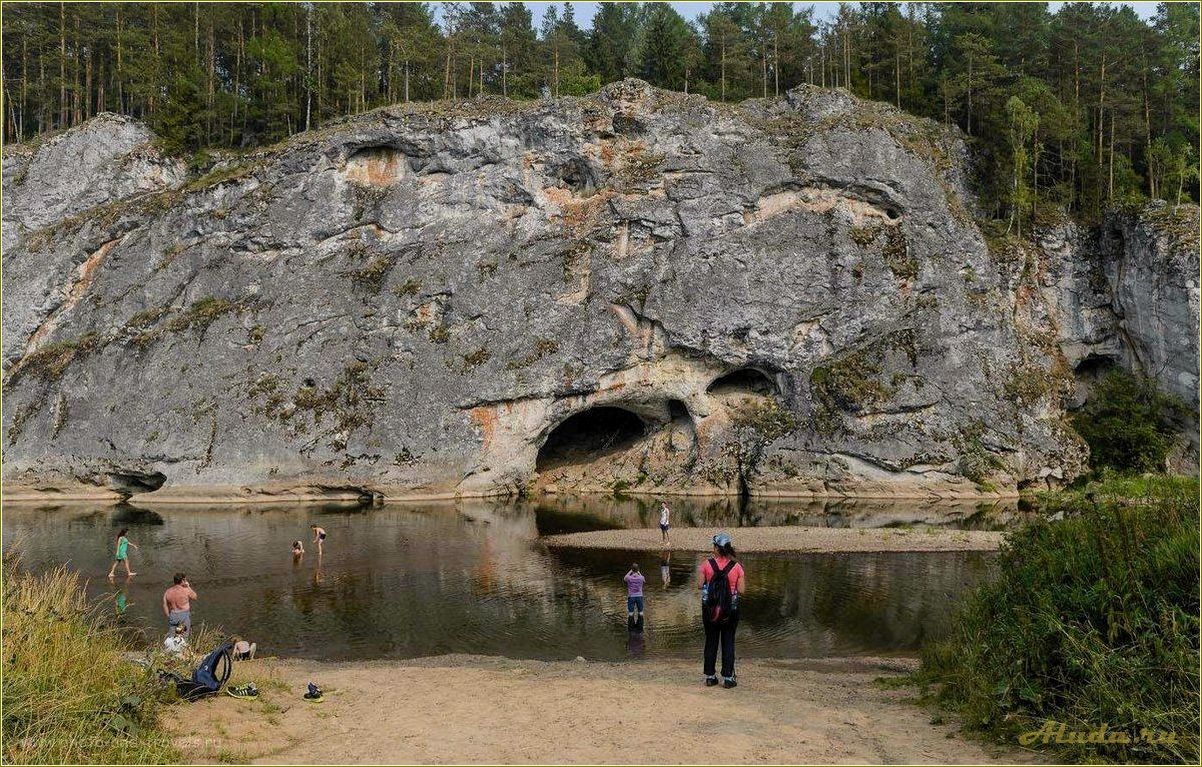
303, 682, 324, 703
226, 683, 259, 700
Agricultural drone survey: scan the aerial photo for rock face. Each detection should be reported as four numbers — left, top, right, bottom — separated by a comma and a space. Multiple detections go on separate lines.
2, 81, 1196, 502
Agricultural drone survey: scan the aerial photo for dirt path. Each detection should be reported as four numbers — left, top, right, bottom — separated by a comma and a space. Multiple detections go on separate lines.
542, 525, 1004, 553
170, 655, 1038, 765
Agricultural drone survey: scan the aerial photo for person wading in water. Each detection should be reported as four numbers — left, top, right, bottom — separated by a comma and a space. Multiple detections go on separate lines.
107, 528, 139, 578
700, 532, 744, 688
163, 572, 199, 636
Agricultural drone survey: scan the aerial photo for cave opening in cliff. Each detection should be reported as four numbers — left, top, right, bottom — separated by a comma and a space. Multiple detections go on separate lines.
707, 368, 777, 396
536, 407, 647, 472
1070, 354, 1121, 410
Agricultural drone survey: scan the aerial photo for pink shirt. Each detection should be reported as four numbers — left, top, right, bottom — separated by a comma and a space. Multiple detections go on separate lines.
624, 572, 645, 596
700, 556, 744, 593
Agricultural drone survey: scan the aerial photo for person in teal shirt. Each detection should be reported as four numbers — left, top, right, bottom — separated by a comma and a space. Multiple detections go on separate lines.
107, 528, 139, 578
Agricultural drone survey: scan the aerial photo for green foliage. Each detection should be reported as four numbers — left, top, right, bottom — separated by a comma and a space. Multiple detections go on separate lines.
165, 296, 236, 333
2, 554, 179, 764
2, 2, 1196, 212
10, 334, 100, 385
1072, 370, 1187, 473
917, 476, 1200, 763
638, 4, 700, 91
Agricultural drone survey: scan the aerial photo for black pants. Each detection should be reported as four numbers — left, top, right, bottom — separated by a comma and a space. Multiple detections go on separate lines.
703, 613, 739, 678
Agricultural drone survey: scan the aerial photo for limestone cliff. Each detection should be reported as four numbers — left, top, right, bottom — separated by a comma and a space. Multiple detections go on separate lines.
2, 81, 1196, 502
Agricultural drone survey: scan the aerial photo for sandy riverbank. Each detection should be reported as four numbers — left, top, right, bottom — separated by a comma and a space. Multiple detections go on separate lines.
169, 655, 1038, 764
541, 525, 1005, 553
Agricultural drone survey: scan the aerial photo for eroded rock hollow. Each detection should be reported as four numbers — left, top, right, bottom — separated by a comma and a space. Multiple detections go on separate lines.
2, 80, 1197, 502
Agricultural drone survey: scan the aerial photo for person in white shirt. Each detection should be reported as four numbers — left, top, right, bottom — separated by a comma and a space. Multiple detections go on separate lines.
658, 502, 671, 544
163, 624, 187, 656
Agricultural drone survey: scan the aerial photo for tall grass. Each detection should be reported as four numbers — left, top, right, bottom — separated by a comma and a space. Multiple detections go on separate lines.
918, 474, 1200, 763
1, 552, 180, 764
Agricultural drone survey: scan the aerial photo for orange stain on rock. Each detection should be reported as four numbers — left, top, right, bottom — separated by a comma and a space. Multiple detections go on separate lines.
470, 406, 499, 448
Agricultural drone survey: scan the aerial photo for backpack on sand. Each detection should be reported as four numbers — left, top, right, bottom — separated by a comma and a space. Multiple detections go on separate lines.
705, 558, 737, 624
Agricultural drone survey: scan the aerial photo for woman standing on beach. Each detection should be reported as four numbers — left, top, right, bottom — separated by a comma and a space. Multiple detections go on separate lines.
107, 528, 138, 578
700, 532, 744, 689
658, 502, 671, 544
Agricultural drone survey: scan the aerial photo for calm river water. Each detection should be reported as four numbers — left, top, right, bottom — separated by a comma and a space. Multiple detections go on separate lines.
1, 496, 1015, 661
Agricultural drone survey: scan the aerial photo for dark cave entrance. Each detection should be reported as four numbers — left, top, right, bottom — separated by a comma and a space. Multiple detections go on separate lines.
536, 407, 647, 472
707, 368, 777, 396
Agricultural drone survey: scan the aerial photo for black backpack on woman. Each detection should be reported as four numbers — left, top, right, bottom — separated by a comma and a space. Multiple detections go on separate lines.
705, 558, 737, 624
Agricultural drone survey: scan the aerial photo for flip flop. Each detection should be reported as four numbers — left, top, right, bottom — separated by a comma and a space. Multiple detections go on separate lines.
303, 682, 324, 703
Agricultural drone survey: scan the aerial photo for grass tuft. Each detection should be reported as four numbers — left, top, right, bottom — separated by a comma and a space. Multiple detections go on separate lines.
1, 551, 180, 764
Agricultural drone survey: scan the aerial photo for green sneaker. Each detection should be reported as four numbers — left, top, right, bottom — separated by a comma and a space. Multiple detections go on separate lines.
226, 683, 259, 700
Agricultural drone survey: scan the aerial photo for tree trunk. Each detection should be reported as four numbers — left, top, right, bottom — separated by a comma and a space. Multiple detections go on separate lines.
720, 37, 726, 101
305, 3, 312, 131
443, 39, 452, 99
820, 41, 825, 88
1143, 70, 1152, 197
207, 14, 215, 144
773, 32, 779, 98
966, 51, 973, 135
761, 43, 767, 98
1096, 53, 1106, 166
59, 1, 66, 128
20, 35, 27, 137
894, 43, 900, 108
1108, 110, 1115, 201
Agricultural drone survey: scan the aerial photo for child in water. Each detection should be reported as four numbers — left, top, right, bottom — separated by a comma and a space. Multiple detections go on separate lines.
310, 525, 326, 555
291, 540, 304, 557
107, 528, 139, 578
624, 563, 646, 621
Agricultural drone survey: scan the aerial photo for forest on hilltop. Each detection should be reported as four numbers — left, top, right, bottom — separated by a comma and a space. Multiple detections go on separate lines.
2, 2, 1198, 226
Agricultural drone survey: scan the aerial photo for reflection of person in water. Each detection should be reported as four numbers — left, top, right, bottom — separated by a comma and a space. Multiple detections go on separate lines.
626, 614, 646, 658
660, 550, 671, 589
114, 587, 130, 616
313, 550, 325, 585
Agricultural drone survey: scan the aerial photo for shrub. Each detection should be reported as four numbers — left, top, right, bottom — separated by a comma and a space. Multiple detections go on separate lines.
1, 553, 178, 764
917, 475, 1200, 763
1072, 370, 1187, 473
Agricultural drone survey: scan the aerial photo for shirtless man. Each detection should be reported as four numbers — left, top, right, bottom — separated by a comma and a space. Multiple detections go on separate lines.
163, 573, 199, 635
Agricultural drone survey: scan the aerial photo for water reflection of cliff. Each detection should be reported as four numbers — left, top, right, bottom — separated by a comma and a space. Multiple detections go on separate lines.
526, 494, 1027, 534
4, 500, 995, 661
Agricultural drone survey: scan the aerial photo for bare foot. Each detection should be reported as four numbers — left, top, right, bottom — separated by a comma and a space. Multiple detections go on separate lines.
127, 572, 138, 576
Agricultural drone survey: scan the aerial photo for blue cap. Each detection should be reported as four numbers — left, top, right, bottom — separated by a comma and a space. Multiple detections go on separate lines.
712, 532, 732, 547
